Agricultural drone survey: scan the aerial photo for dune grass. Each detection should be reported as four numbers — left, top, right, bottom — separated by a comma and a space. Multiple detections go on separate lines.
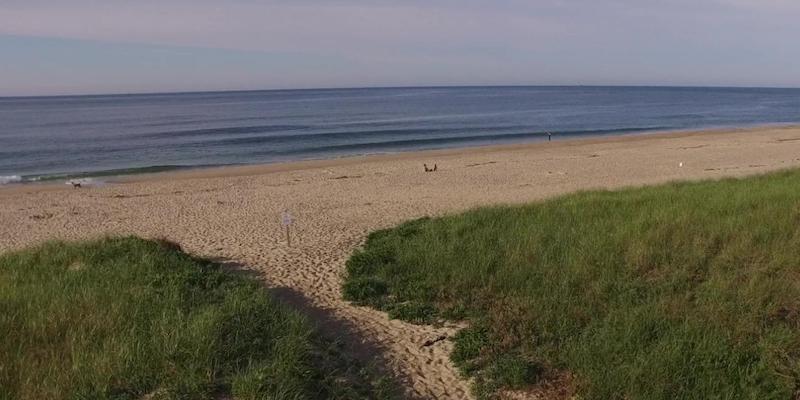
343, 169, 800, 399
0, 237, 396, 400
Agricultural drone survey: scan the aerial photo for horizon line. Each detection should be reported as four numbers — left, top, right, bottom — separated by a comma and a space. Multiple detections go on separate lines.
3, 83, 800, 100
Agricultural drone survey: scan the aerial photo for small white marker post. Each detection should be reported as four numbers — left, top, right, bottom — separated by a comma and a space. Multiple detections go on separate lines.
281, 210, 294, 247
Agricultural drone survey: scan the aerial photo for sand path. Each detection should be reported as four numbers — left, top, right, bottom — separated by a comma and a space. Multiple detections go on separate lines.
2, 126, 800, 399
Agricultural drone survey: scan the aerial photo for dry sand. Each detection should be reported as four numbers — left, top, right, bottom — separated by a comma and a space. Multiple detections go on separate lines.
3, 126, 800, 399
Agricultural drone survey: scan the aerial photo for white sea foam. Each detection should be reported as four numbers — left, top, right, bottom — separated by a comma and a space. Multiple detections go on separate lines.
65, 177, 107, 187
0, 175, 22, 185
66, 178, 93, 186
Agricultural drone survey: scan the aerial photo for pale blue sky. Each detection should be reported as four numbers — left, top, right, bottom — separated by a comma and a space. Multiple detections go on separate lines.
1, 0, 798, 96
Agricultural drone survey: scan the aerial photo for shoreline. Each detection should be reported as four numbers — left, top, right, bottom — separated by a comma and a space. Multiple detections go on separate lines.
4, 123, 799, 193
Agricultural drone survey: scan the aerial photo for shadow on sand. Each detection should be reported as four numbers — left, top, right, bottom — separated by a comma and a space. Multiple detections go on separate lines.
214, 258, 425, 400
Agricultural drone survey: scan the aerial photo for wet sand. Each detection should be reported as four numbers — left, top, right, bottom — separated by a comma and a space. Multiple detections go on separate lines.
3, 125, 800, 399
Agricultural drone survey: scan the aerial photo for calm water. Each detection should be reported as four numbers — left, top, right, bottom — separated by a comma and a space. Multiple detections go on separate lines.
1, 86, 799, 184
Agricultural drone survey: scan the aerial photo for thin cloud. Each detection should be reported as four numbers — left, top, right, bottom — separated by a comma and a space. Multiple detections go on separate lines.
0, 1, 798, 94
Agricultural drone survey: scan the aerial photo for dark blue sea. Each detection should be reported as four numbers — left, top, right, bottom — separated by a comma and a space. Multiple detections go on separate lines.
2, 86, 799, 184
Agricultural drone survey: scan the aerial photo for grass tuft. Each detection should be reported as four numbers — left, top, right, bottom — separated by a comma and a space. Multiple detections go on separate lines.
343, 169, 800, 399
342, 277, 388, 306
386, 301, 437, 324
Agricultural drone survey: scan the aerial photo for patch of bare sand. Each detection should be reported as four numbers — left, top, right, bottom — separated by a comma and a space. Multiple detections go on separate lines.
2, 126, 800, 399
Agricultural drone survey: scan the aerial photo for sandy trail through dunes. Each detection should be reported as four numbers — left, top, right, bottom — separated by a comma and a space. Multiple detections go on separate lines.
3, 126, 800, 399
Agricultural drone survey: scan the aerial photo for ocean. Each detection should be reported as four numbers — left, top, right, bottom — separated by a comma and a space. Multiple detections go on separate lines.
1, 86, 799, 185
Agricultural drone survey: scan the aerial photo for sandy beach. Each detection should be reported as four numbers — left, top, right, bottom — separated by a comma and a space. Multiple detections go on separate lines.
3, 125, 800, 399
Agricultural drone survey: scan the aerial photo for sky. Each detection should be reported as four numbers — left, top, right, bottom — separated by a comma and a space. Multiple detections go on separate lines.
0, 0, 799, 96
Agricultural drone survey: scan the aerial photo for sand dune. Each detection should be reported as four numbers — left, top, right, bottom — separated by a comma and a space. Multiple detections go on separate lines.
2, 126, 800, 399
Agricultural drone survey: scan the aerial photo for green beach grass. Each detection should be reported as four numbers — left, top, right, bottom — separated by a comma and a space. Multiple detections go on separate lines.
0, 237, 395, 400
343, 169, 800, 399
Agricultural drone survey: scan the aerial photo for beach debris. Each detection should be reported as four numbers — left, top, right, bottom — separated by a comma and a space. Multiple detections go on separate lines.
29, 212, 54, 220
281, 210, 294, 246
678, 144, 708, 150
110, 193, 154, 199
421, 335, 448, 348
679, 162, 684, 167
466, 161, 497, 167
423, 164, 438, 172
